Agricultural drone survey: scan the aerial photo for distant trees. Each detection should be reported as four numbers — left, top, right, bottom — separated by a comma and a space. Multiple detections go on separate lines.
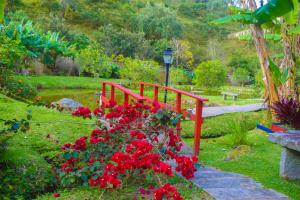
75, 44, 115, 78
94, 25, 153, 59
118, 56, 161, 83
136, 4, 182, 40
194, 60, 227, 88
233, 68, 249, 86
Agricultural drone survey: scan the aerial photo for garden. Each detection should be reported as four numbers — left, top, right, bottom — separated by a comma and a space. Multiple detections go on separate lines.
1, 0, 300, 200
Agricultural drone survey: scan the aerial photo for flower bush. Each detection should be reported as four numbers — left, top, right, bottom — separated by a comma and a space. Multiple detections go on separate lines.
58, 101, 198, 199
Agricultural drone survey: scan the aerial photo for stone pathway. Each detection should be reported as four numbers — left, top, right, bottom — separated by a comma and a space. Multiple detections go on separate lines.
169, 144, 289, 200
191, 166, 289, 200
193, 103, 267, 118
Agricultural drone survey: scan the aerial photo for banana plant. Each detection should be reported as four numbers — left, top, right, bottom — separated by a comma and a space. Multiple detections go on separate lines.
268, 58, 289, 86
212, 0, 299, 26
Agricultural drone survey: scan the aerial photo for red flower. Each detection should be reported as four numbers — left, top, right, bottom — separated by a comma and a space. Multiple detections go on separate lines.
130, 131, 146, 139
72, 107, 92, 119
93, 108, 103, 116
73, 136, 88, 150
53, 193, 60, 198
153, 184, 183, 200
62, 143, 71, 150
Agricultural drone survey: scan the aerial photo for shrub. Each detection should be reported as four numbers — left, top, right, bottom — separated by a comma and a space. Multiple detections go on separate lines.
2, 77, 37, 100
193, 60, 227, 89
119, 57, 161, 83
232, 68, 250, 86
76, 44, 116, 78
170, 67, 189, 85
271, 98, 300, 129
57, 102, 198, 199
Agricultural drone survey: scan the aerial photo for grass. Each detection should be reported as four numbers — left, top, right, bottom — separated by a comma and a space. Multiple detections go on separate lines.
0, 94, 210, 199
17, 75, 126, 89
184, 131, 300, 200
181, 111, 269, 138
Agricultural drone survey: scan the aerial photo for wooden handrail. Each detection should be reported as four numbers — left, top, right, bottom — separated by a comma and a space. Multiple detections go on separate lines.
139, 82, 208, 156
140, 82, 208, 102
100, 81, 208, 157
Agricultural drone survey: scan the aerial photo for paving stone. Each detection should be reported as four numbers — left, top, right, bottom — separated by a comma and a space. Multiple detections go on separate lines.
190, 103, 267, 118
170, 143, 290, 200
193, 171, 244, 179
193, 177, 262, 189
204, 188, 289, 200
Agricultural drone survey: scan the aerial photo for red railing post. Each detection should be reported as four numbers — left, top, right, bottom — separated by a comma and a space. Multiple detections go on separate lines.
110, 85, 115, 101
101, 82, 106, 109
102, 82, 106, 97
140, 83, 144, 96
124, 93, 129, 105
194, 99, 203, 156
154, 86, 159, 102
176, 93, 182, 135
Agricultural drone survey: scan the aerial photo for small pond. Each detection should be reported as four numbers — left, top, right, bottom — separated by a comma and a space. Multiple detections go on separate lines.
38, 88, 262, 111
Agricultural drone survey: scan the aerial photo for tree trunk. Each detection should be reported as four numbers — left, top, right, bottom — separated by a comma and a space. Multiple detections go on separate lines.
247, 0, 279, 106
280, 22, 298, 100
0, 0, 5, 23
250, 24, 279, 105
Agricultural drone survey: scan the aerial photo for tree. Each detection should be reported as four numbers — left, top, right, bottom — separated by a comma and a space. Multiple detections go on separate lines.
136, 3, 182, 40
233, 68, 249, 86
94, 24, 153, 59
0, 0, 5, 23
194, 60, 227, 88
75, 44, 114, 78
170, 39, 194, 69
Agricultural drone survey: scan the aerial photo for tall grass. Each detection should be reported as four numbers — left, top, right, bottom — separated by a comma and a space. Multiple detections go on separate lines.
228, 116, 248, 147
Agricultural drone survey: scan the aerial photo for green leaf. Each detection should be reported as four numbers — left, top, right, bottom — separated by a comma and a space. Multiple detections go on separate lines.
72, 151, 79, 159
63, 152, 72, 160
211, 13, 255, 25
254, 0, 295, 24
289, 25, 300, 34
268, 58, 289, 86
284, 0, 299, 25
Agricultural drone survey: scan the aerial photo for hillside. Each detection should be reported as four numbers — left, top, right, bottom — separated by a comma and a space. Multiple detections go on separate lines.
6, 0, 254, 66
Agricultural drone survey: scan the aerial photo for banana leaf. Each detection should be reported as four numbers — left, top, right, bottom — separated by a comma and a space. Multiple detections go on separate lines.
284, 0, 299, 25
289, 25, 300, 34
254, 0, 295, 24
268, 58, 289, 86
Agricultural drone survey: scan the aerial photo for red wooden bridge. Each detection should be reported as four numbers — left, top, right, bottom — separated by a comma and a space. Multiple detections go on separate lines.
100, 81, 208, 156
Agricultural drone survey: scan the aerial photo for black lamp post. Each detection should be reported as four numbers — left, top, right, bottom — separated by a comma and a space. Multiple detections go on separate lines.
163, 48, 173, 103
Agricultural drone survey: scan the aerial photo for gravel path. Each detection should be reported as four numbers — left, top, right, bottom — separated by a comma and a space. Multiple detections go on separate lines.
197, 103, 268, 118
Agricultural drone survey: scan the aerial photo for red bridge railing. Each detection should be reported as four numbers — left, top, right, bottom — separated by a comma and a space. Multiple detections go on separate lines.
100, 81, 208, 156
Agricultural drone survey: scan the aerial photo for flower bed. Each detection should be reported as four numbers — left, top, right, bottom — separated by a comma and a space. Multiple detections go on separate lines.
57, 101, 198, 199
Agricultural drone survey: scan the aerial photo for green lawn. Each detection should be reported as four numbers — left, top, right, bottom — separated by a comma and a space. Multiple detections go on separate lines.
0, 94, 210, 199
184, 131, 300, 200
17, 75, 125, 89
181, 111, 269, 138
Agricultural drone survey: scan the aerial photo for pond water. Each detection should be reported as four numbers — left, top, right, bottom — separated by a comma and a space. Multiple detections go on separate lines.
38, 88, 262, 111
38, 89, 130, 109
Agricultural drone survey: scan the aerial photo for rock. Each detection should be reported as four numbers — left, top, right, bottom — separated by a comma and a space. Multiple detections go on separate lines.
269, 132, 300, 180
280, 147, 300, 180
53, 98, 83, 111
55, 56, 80, 76
269, 132, 300, 152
